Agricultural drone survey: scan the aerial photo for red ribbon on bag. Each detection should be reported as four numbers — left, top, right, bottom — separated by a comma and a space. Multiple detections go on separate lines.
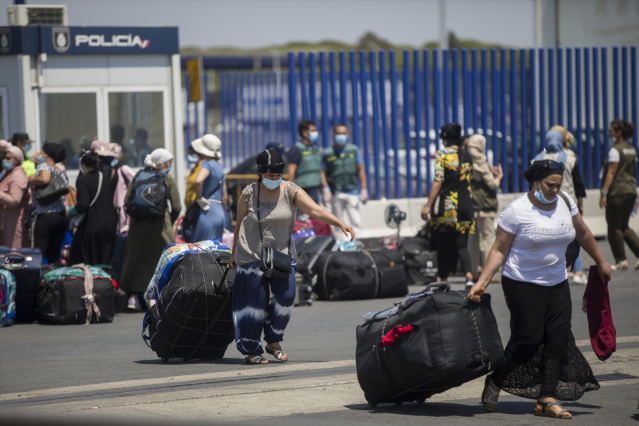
380, 324, 414, 347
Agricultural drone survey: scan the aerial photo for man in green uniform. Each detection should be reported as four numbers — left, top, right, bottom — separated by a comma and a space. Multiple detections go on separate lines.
321, 123, 368, 240
287, 120, 323, 206
11, 133, 36, 177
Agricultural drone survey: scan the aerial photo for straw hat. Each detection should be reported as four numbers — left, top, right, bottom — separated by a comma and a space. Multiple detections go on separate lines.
191, 134, 222, 160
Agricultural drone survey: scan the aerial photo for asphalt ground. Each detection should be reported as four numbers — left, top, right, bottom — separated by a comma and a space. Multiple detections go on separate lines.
0, 240, 637, 425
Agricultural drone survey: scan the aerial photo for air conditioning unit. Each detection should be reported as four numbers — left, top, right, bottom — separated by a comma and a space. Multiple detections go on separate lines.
7, 5, 68, 26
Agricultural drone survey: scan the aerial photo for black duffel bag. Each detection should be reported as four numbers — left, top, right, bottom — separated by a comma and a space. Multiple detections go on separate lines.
312, 251, 379, 301
356, 283, 506, 406
369, 249, 409, 298
38, 277, 115, 324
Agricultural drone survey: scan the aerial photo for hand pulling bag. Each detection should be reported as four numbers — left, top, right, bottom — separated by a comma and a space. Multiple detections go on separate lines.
69, 172, 102, 229
256, 183, 292, 279
182, 179, 223, 231
35, 169, 69, 205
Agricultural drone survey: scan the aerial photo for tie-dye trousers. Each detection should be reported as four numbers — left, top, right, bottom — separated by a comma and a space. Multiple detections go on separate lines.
232, 261, 296, 356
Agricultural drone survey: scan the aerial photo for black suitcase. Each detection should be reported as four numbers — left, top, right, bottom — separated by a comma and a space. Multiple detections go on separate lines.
356, 283, 506, 406
144, 251, 235, 362
0, 247, 43, 322
38, 277, 115, 324
369, 249, 409, 298
403, 250, 438, 284
95, 264, 127, 313
295, 236, 338, 275
312, 251, 378, 300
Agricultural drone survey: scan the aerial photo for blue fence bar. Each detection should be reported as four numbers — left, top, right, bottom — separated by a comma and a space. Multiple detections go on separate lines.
443, 49, 450, 124
491, 48, 498, 166
500, 49, 508, 192
319, 52, 330, 149
370, 50, 382, 200
557, 47, 563, 125
452, 49, 460, 124
632, 46, 639, 179
529, 48, 537, 159
520, 49, 528, 191
350, 51, 361, 149
593, 48, 601, 188
566, 48, 573, 138
602, 47, 609, 156
230, 73, 237, 167
471, 49, 478, 134
539, 49, 546, 150
403, 50, 412, 198
575, 48, 583, 177
339, 51, 348, 125
359, 50, 371, 196
424, 49, 432, 192
309, 52, 317, 124
480, 49, 488, 143
288, 52, 296, 146
220, 73, 226, 168
299, 52, 308, 121
379, 50, 391, 199
462, 49, 469, 132
414, 49, 423, 197
390, 50, 401, 198
185, 73, 191, 147
434, 50, 442, 151
329, 51, 338, 129
622, 46, 628, 121
548, 48, 555, 127
613, 47, 620, 119
585, 48, 593, 189
510, 49, 519, 192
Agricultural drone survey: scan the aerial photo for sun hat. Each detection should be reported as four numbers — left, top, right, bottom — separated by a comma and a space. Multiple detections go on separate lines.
191, 134, 222, 160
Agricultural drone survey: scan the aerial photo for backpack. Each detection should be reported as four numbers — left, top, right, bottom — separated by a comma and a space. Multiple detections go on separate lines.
125, 169, 167, 220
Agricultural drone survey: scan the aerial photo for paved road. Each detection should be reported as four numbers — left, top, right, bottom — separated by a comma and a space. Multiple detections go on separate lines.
0, 240, 637, 425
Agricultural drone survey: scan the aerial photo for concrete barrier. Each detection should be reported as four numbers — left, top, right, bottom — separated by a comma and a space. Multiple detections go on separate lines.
354, 189, 639, 239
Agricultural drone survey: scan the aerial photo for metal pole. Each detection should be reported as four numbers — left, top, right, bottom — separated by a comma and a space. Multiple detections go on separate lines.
622, 46, 629, 121
299, 52, 309, 120
390, 50, 401, 198
575, 48, 583, 176
481, 48, 488, 141
414, 49, 423, 197
288, 52, 297, 146
539, 49, 546, 150
350, 51, 361, 149
567, 48, 573, 139
185, 73, 191, 148
379, 50, 391, 200
557, 47, 563, 125
320, 52, 330, 149
309, 51, 318, 123
510, 49, 518, 192
520, 49, 528, 192
632, 46, 638, 180
360, 50, 371, 196
500, 48, 508, 192
491, 49, 498, 166
370, 50, 382, 200
434, 49, 442, 151
220, 72, 226, 168
593, 48, 601, 188
585, 48, 592, 189
548, 48, 554, 127
602, 47, 609, 156
452, 48, 459, 124
339, 51, 348, 125
443, 49, 450, 124
530, 48, 537, 160
203, 72, 209, 135
329, 51, 338, 129
613, 47, 619, 119
423, 49, 432, 193
403, 49, 412, 198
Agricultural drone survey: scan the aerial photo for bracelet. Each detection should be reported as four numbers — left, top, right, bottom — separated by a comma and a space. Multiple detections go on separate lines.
601, 190, 608, 196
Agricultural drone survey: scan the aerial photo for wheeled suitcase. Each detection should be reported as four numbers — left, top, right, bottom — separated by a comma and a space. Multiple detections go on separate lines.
0, 247, 43, 322
356, 283, 506, 406
0, 270, 17, 327
369, 250, 409, 298
312, 251, 378, 301
38, 266, 115, 324
143, 251, 235, 362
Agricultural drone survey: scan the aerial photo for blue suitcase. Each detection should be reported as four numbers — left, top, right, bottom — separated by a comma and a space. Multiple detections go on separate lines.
0, 247, 43, 322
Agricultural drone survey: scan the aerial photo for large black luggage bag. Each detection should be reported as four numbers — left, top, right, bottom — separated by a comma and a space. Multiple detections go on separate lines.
356, 283, 506, 406
0, 247, 43, 322
401, 236, 438, 285
295, 236, 339, 275
38, 277, 115, 324
312, 251, 378, 301
145, 251, 235, 362
369, 249, 408, 298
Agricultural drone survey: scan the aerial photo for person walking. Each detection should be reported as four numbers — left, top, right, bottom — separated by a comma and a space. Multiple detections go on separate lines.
467, 134, 503, 281
287, 120, 323, 206
68, 151, 117, 265
119, 148, 181, 311
600, 119, 639, 270
0, 143, 31, 249
189, 134, 227, 242
421, 123, 475, 288
184, 145, 203, 208
469, 159, 610, 418
230, 148, 353, 364
536, 128, 589, 283
28, 143, 68, 265
321, 123, 368, 240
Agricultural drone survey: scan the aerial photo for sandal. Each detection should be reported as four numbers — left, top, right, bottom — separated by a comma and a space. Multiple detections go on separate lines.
265, 344, 288, 361
481, 376, 500, 412
611, 260, 628, 271
245, 355, 268, 364
535, 401, 573, 419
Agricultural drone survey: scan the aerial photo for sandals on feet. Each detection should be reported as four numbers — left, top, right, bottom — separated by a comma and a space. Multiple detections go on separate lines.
481, 376, 500, 412
245, 355, 268, 364
265, 344, 288, 361
611, 260, 628, 271
535, 401, 573, 419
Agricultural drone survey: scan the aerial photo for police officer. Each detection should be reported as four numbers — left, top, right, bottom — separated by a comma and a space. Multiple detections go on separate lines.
321, 123, 368, 240
10, 133, 36, 177
287, 120, 323, 206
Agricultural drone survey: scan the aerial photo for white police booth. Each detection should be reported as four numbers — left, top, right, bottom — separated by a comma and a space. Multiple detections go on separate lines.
0, 24, 185, 195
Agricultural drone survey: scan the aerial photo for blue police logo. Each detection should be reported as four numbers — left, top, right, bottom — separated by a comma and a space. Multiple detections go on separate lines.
52, 27, 70, 53
0, 29, 10, 54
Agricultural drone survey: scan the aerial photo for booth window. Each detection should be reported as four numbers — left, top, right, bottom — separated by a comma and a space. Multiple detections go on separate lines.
39, 93, 98, 170
108, 92, 165, 168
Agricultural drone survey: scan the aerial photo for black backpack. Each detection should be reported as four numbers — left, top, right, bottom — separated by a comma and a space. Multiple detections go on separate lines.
124, 169, 167, 220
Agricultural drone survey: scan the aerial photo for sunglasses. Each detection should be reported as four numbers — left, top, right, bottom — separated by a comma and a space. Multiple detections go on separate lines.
545, 160, 565, 171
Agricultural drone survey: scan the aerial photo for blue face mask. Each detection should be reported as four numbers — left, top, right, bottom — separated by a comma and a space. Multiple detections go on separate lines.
187, 155, 198, 164
308, 131, 319, 142
24, 143, 32, 153
165, 164, 172, 174
262, 177, 282, 190
110, 159, 118, 167
535, 184, 557, 204
2, 160, 14, 172
36, 154, 46, 164
334, 134, 348, 146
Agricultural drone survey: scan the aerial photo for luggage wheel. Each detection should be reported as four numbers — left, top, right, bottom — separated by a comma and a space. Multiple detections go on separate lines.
368, 402, 378, 408
416, 398, 426, 404
161, 358, 169, 363
395, 402, 403, 406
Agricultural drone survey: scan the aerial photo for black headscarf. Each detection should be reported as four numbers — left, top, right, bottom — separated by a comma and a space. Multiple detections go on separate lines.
43, 142, 67, 163
439, 123, 462, 145
256, 148, 285, 174
523, 159, 564, 183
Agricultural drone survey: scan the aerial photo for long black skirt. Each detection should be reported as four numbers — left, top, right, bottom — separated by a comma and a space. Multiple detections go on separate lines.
491, 277, 600, 401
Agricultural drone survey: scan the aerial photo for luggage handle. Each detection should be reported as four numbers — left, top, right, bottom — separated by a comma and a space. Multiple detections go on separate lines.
2, 252, 32, 263
426, 282, 450, 292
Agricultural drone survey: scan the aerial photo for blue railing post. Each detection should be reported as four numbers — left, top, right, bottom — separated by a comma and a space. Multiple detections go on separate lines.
350, 51, 361, 149
359, 50, 371, 196
370, 50, 382, 200
247, 73, 254, 156
203, 72, 208, 135
185, 73, 191, 147
530, 49, 537, 159
390, 50, 401, 198
539, 49, 546, 151
480, 49, 488, 141
443, 49, 450, 124
339, 51, 348, 125
414, 49, 423, 197
309, 52, 318, 123
231, 73, 238, 167
403, 50, 412, 198
566, 48, 573, 140
220, 72, 226, 168
548, 48, 555, 127
260, 72, 267, 148
424, 49, 432, 192
462, 49, 470, 132
602, 47, 610, 156
557, 47, 563, 125
287, 52, 297, 146
471, 49, 479, 135
329, 51, 338, 128
510, 49, 519, 192
491, 49, 498, 166
520, 49, 528, 191
320, 52, 330, 149
593, 48, 601, 188
379, 50, 391, 200
240, 72, 247, 159
585, 48, 593, 189
434, 49, 442, 151
622, 46, 629, 120
452, 49, 459, 124
632, 46, 638, 180
299, 51, 309, 120
500, 49, 508, 192
575, 48, 583, 176
613, 47, 620, 119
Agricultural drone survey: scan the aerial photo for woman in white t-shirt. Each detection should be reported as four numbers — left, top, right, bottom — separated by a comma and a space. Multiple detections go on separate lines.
468, 159, 611, 419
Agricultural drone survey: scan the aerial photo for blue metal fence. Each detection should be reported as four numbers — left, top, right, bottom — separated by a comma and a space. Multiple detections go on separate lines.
217, 47, 639, 198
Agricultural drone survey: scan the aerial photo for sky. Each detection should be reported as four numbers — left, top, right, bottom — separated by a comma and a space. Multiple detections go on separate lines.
0, 0, 536, 49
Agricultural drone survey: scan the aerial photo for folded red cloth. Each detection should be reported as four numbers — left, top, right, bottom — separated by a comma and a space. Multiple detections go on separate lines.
380, 324, 414, 347
583, 265, 616, 361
